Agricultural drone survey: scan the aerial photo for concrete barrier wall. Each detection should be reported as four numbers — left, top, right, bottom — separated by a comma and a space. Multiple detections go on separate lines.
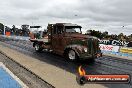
99, 44, 132, 58
120, 47, 132, 54
99, 44, 120, 52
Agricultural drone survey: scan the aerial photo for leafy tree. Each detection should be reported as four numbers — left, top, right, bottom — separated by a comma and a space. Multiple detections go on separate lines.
118, 33, 124, 40
86, 30, 103, 39
11, 25, 16, 35
0, 23, 4, 34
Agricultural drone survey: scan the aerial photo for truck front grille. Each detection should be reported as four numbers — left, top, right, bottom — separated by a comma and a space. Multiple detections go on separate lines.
88, 38, 99, 55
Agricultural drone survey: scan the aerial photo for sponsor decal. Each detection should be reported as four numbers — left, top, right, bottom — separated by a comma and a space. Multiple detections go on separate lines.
99, 44, 120, 52
76, 66, 130, 85
99, 40, 129, 46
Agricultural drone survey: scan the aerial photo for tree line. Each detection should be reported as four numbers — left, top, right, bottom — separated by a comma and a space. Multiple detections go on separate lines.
0, 23, 30, 36
86, 30, 132, 42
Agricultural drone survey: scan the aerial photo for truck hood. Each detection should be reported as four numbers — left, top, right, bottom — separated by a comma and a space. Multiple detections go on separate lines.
64, 33, 97, 39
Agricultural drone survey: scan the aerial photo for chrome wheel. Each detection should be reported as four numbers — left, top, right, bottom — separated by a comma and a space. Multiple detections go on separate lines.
35, 44, 39, 51
34, 43, 43, 52
68, 50, 76, 60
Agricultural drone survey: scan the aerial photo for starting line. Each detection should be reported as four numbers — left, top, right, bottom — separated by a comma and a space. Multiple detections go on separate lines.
0, 62, 28, 88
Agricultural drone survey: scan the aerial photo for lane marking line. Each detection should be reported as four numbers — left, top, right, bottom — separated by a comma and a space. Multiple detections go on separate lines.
0, 62, 28, 88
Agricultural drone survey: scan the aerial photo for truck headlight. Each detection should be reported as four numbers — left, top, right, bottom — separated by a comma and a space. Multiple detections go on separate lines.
84, 48, 87, 52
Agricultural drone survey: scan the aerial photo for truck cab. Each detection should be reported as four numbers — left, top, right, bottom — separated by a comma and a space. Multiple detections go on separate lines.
30, 23, 102, 61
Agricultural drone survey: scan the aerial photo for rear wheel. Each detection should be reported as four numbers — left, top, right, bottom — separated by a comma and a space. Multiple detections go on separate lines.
34, 43, 43, 52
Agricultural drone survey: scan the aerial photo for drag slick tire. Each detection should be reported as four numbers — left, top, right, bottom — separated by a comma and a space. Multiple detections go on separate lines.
34, 43, 43, 52
67, 49, 78, 61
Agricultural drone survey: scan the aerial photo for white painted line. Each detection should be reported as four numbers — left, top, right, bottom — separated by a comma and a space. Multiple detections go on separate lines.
0, 62, 28, 88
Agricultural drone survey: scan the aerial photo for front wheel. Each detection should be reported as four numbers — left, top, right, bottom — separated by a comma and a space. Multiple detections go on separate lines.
67, 50, 78, 61
34, 43, 43, 52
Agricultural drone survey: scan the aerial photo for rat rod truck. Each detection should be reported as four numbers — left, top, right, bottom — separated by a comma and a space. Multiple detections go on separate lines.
29, 23, 102, 61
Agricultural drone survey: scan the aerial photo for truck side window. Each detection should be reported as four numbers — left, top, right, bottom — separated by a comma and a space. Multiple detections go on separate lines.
57, 26, 63, 34
53, 26, 57, 34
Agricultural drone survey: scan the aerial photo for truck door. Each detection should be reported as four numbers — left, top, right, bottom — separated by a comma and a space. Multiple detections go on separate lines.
52, 25, 64, 54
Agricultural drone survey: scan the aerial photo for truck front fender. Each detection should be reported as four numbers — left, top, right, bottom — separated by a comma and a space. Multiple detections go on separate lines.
64, 44, 86, 57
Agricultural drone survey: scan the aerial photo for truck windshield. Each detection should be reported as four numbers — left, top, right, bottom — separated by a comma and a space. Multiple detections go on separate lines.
65, 27, 82, 33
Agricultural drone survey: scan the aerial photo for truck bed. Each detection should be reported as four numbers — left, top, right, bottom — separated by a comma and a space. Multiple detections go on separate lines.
30, 38, 49, 43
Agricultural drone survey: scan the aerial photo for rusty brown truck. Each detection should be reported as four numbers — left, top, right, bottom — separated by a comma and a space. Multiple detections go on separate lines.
29, 23, 102, 61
